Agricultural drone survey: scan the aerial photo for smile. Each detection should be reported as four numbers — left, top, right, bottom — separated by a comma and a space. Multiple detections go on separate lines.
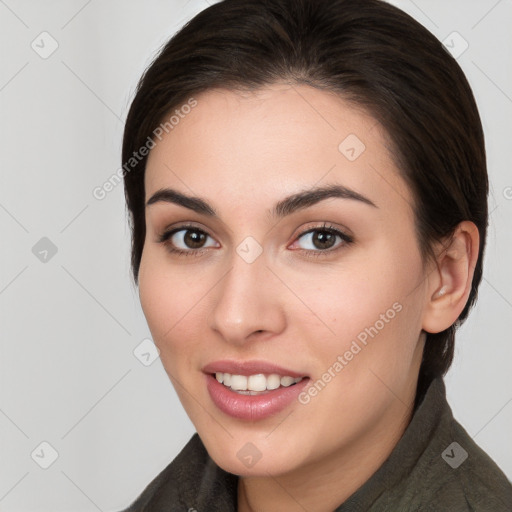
215, 372, 304, 395
203, 360, 310, 421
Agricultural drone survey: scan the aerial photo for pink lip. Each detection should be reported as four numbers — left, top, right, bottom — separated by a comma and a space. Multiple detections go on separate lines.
202, 360, 307, 378
205, 375, 310, 421
203, 360, 310, 421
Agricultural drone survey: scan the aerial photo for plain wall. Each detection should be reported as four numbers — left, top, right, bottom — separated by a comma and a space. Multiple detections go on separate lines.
0, 0, 511, 510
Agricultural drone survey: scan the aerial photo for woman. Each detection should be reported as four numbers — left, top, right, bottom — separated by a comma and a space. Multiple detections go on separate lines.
120, 0, 512, 510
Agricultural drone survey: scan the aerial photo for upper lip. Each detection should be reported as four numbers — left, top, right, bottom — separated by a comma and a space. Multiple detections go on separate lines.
202, 360, 308, 378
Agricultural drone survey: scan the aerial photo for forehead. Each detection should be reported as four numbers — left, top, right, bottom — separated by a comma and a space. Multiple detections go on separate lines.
144, 84, 411, 214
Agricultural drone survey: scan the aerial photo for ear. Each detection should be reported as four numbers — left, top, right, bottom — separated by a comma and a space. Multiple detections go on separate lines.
422, 221, 480, 334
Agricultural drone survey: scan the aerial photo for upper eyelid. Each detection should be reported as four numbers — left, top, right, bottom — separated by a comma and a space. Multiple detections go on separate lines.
161, 222, 347, 237
159, 221, 212, 237
158, 223, 216, 244
291, 223, 352, 243
291, 225, 353, 247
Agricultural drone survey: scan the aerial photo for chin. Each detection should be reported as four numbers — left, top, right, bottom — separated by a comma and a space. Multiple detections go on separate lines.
215, 451, 299, 478
198, 428, 307, 478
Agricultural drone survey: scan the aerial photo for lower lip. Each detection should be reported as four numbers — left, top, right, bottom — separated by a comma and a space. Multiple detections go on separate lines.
205, 374, 310, 421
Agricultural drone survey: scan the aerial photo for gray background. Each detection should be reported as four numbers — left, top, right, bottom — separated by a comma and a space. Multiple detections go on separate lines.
0, 0, 510, 510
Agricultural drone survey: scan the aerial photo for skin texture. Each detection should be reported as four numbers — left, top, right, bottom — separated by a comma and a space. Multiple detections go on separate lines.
139, 84, 479, 512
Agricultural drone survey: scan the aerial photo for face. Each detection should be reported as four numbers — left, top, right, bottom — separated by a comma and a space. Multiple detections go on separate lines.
139, 84, 430, 478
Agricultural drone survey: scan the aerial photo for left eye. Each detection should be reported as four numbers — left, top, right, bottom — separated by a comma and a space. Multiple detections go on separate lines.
293, 228, 348, 251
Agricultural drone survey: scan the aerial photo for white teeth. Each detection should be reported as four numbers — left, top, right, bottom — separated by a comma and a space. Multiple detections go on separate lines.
230, 375, 248, 391
280, 376, 296, 387
248, 374, 267, 392
267, 374, 281, 390
214, 372, 303, 392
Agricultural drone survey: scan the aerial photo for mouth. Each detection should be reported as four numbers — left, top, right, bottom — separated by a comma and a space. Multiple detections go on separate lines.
202, 360, 310, 420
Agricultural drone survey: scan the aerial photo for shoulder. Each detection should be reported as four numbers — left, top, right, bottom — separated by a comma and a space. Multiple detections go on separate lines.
119, 433, 206, 511
418, 419, 512, 512
395, 381, 512, 512
340, 378, 512, 512
119, 433, 238, 512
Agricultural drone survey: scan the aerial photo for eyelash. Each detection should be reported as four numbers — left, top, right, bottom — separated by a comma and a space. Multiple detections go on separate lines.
157, 222, 354, 259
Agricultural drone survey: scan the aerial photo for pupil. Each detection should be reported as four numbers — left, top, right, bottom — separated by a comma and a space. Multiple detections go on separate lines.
313, 230, 335, 250
185, 230, 205, 248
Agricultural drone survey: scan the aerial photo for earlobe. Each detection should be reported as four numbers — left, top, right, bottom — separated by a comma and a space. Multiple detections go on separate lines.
422, 221, 480, 334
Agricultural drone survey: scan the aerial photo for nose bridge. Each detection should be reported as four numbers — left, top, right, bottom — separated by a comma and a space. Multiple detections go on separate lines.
209, 247, 284, 342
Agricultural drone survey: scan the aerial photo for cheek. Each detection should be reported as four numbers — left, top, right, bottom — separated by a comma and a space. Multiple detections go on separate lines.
292, 275, 397, 376
138, 249, 207, 364
290, 240, 424, 365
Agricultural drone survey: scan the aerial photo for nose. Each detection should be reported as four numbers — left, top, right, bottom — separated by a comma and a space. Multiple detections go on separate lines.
208, 250, 286, 345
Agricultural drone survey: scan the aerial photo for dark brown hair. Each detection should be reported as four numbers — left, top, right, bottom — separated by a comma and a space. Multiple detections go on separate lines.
122, 0, 488, 398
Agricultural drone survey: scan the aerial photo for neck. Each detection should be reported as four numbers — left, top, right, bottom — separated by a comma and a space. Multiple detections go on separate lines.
237, 386, 416, 512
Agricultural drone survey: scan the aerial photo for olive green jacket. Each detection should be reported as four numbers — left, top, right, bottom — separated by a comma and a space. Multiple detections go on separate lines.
122, 378, 512, 511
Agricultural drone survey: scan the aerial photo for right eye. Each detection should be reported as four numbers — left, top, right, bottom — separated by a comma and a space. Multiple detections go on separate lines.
158, 225, 220, 256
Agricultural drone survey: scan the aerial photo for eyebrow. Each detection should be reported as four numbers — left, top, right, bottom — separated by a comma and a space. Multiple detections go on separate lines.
145, 183, 377, 218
